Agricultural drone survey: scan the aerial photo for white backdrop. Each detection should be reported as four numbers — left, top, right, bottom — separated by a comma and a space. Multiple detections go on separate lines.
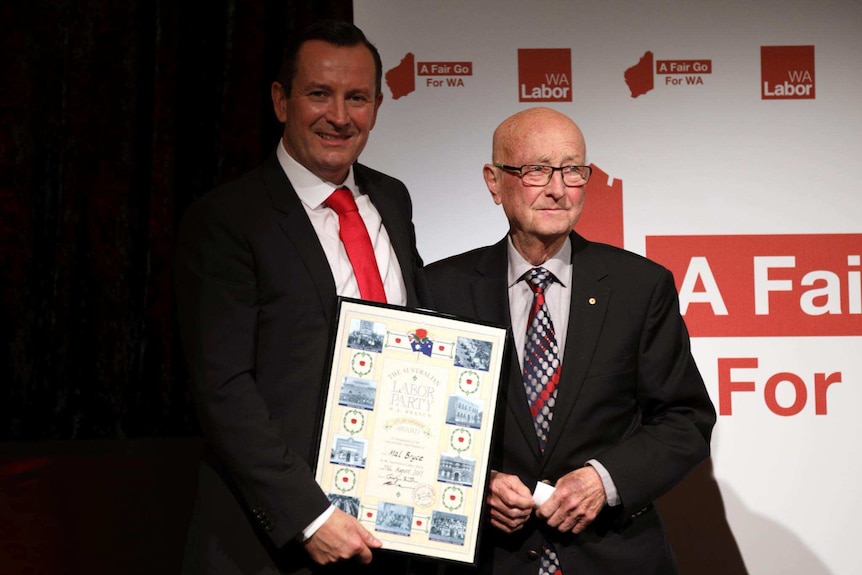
355, 1, 861, 573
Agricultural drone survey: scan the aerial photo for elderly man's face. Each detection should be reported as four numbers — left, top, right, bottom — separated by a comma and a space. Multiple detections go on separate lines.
485, 115, 587, 246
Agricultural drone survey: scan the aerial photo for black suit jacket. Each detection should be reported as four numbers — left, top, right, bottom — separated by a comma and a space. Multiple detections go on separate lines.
175, 152, 429, 574
426, 233, 715, 575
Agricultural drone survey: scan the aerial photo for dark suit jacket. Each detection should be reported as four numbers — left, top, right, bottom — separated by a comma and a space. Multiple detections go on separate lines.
425, 233, 716, 575
175, 152, 430, 574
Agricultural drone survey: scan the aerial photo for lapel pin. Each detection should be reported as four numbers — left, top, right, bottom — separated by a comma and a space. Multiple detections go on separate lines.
588, 297, 597, 305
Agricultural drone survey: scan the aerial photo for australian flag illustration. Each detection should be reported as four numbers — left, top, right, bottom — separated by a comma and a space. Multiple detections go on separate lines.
409, 329, 433, 357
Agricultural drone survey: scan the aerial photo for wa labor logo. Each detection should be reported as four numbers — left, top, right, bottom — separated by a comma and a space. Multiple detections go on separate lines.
761, 45, 815, 99
518, 48, 572, 102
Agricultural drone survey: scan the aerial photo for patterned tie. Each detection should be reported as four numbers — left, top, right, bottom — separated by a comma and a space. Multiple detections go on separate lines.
522, 267, 563, 575
522, 267, 561, 449
326, 187, 387, 303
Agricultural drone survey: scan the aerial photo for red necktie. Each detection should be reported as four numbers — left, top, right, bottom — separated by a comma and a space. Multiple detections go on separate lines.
326, 187, 387, 303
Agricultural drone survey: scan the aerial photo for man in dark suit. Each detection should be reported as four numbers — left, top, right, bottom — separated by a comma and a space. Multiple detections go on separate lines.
426, 107, 716, 575
175, 21, 428, 574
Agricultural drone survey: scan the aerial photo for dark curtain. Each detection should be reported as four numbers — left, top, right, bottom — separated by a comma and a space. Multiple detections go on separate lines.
1, 0, 352, 441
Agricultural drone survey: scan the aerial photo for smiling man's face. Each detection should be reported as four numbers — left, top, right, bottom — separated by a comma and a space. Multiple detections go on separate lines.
272, 40, 383, 184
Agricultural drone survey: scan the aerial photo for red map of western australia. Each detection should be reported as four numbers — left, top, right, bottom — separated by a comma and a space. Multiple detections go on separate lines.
624, 51, 654, 98
385, 53, 415, 100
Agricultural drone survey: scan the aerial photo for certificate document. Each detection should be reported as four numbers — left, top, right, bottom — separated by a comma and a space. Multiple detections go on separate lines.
314, 298, 508, 564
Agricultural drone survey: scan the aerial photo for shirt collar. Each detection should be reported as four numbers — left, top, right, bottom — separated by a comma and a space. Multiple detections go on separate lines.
506, 235, 572, 288
276, 140, 358, 209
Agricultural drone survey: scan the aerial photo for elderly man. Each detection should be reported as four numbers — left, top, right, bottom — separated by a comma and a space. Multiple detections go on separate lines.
427, 107, 715, 575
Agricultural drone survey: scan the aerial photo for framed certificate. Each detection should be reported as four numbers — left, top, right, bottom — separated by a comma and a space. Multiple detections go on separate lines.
313, 298, 508, 565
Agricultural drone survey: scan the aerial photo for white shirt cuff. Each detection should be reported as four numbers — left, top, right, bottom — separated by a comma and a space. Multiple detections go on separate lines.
301, 505, 336, 541
586, 459, 620, 507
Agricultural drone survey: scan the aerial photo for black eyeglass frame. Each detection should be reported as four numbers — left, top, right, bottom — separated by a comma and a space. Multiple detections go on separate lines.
492, 163, 592, 187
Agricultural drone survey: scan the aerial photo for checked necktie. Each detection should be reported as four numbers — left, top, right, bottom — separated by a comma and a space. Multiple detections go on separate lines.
326, 187, 387, 303
522, 266, 563, 575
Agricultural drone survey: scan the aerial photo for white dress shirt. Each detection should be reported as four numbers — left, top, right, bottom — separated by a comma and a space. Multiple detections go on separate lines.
275, 143, 407, 539
276, 142, 407, 306
506, 236, 620, 507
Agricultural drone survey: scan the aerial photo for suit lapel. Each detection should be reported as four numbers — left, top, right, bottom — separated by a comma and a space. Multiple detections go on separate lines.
356, 165, 421, 307
475, 238, 544, 462
471, 238, 510, 325
542, 233, 610, 461
261, 153, 338, 324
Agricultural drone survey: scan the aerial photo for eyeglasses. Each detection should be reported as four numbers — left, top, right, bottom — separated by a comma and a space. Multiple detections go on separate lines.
493, 163, 592, 187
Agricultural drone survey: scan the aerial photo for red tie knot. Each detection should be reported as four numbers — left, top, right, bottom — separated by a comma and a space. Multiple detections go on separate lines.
326, 187, 358, 215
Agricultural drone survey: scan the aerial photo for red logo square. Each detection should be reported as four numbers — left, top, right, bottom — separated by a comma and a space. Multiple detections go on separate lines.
518, 48, 572, 102
761, 45, 815, 100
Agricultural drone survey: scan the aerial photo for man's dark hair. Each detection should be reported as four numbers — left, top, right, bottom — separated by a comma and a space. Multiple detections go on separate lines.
277, 20, 383, 97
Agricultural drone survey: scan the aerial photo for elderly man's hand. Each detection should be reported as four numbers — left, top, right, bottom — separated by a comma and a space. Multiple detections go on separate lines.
535, 467, 606, 534
486, 471, 535, 533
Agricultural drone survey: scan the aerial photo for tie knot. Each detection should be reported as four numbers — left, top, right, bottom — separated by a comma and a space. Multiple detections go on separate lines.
525, 267, 555, 293
326, 187, 358, 215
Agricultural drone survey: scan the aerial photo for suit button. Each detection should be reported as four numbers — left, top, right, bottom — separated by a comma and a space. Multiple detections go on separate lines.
527, 549, 540, 560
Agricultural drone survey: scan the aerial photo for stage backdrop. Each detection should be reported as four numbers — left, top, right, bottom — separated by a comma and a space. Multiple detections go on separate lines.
356, 1, 861, 574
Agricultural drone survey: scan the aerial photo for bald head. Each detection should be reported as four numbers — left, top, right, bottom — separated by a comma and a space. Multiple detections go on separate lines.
491, 107, 586, 164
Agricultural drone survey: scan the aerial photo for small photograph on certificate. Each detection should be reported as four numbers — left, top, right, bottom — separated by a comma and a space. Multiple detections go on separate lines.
429, 511, 468, 546
375, 502, 414, 537
346, 318, 386, 353
327, 493, 361, 518
329, 434, 368, 468
337, 376, 378, 410
444, 394, 484, 429
437, 453, 476, 487
453, 337, 493, 371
